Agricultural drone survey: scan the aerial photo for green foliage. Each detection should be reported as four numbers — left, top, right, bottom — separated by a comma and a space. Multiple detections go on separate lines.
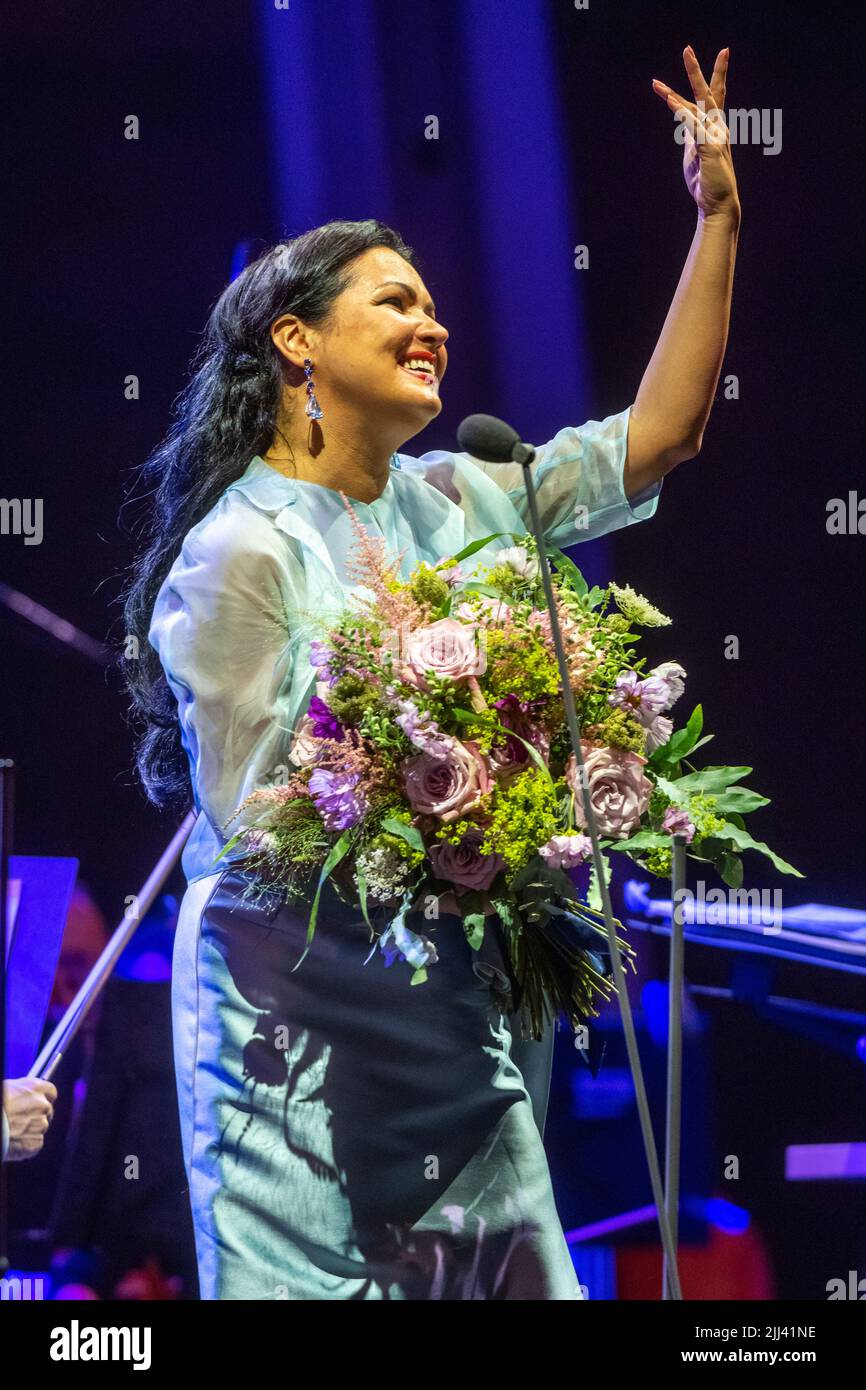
649, 704, 704, 770
380, 815, 425, 856
328, 673, 380, 727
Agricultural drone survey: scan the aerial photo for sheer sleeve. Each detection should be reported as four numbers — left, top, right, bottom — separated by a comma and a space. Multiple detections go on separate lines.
148, 501, 296, 841
453, 403, 661, 549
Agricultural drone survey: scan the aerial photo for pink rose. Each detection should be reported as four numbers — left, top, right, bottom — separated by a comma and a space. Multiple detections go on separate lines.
565, 741, 652, 839
402, 618, 484, 690
428, 829, 504, 891
404, 739, 491, 823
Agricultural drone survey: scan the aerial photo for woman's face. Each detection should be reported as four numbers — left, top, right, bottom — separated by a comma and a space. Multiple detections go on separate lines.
301, 246, 449, 439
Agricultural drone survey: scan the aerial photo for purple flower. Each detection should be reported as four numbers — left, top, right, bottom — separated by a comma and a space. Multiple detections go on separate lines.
488, 694, 550, 780
309, 640, 338, 686
307, 694, 345, 742
539, 833, 593, 870
662, 806, 696, 843
394, 697, 454, 756
308, 767, 368, 831
643, 713, 674, 753
648, 661, 687, 710
609, 670, 670, 719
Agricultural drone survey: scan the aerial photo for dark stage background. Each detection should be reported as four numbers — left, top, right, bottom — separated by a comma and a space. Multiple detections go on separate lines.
3, 1, 864, 1300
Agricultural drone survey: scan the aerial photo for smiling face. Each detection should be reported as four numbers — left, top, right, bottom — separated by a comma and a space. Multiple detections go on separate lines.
273, 246, 449, 446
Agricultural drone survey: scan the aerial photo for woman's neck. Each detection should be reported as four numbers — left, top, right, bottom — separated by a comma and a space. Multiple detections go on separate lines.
263, 407, 396, 504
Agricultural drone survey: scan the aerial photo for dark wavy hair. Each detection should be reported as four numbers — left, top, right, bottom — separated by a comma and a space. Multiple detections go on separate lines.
120, 219, 420, 814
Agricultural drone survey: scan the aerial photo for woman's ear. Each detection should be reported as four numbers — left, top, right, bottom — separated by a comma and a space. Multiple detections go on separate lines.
270, 314, 314, 373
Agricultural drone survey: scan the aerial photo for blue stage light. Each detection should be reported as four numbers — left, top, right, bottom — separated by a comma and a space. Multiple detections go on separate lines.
700, 1197, 751, 1234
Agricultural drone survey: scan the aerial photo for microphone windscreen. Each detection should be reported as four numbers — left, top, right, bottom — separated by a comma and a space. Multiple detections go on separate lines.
456, 413, 520, 463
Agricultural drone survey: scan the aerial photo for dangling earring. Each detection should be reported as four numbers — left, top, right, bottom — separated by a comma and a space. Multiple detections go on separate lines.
303, 357, 324, 420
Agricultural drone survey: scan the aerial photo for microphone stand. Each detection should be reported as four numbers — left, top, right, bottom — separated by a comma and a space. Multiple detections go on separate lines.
663, 832, 687, 1298
508, 434, 683, 1300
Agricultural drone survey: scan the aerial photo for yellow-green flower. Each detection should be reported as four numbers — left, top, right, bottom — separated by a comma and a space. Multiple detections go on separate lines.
475, 769, 559, 877
608, 582, 671, 628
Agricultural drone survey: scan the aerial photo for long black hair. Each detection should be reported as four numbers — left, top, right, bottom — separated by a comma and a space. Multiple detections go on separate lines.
121, 219, 420, 814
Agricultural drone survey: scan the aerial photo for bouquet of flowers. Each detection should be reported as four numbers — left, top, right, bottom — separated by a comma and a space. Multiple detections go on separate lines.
217, 502, 801, 1040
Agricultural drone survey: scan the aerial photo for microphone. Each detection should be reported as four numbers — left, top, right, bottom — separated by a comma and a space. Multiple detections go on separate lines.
457, 413, 536, 467
453, 406, 684, 1298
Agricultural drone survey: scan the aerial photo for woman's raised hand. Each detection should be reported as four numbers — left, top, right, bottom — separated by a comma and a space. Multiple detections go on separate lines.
652, 46, 740, 221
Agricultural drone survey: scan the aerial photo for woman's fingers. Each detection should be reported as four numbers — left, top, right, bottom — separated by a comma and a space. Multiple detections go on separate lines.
682, 45, 715, 107
652, 80, 727, 147
652, 81, 705, 124
655, 45, 728, 113
709, 47, 729, 108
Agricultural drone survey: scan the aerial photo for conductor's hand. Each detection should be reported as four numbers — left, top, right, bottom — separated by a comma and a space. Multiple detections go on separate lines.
3, 1078, 58, 1161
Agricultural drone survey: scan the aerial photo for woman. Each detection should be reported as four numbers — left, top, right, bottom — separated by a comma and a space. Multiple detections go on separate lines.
123, 47, 739, 1299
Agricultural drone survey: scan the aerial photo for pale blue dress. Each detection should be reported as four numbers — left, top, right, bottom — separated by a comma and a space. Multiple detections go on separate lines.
149, 405, 661, 1300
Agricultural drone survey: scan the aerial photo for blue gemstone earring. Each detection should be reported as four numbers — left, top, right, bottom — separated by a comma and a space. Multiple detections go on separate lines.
303, 357, 324, 420
390, 452, 402, 470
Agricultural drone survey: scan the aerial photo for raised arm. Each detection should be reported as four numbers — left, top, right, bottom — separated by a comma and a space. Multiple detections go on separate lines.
625, 45, 741, 497
447, 405, 661, 552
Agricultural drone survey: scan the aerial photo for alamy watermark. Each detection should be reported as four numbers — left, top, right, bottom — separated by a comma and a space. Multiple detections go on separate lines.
0, 497, 43, 545
674, 879, 783, 934
675, 101, 782, 156
1, 1274, 46, 1299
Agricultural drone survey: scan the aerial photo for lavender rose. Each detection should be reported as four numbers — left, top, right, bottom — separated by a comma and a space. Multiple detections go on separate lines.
402, 617, 484, 689
404, 739, 491, 823
566, 742, 652, 839
487, 735, 532, 781
428, 829, 504, 891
